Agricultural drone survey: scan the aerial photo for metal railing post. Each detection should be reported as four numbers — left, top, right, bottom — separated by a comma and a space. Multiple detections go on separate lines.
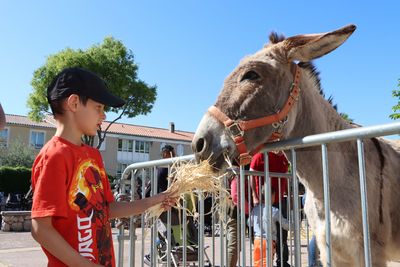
321, 144, 332, 267
129, 169, 137, 267
357, 138, 372, 267
199, 191, 205, 267
239, 165, 246, 267
291, 148, 301, 267
264, 151, 273, 267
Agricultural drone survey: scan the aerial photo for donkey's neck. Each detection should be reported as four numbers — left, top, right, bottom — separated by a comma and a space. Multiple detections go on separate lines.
290, 72, 350, 137
286, 70, 353, 198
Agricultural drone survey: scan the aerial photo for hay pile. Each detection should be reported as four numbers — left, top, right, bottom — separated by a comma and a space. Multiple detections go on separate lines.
144, 160, 230, 223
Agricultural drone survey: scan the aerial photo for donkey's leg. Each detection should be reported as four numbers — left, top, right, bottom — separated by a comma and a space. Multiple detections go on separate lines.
349, 245, 387, 267
370, 247, 388, 267
318, 252, 355, 267
371, 259, 387, 267
332, 258, 354, 267
346, 237, 389, 267
351, 255, 386, 267
318, 236, 358, 267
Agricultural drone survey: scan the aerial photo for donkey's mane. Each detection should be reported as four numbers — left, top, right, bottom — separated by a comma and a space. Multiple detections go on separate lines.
269, 32, 286, 44
269, 31, 338, 111
298, 61, 338, 111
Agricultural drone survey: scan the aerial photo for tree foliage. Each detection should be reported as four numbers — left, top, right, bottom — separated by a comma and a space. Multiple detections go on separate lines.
0, 166, 31, 194
390, 79, 400, 120
0, 139, 36, 168
27, 37, 157, 122
340, 112, 354, 123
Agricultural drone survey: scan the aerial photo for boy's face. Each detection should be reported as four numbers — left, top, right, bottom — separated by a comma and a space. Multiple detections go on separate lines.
75, 98, 106, 136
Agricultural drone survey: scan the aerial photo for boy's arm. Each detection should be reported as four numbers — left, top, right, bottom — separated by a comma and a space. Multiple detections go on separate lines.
31, 217, 102, 267
109, 191, 175, 219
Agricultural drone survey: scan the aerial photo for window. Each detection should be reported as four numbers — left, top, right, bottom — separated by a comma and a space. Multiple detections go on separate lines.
116, 163, 128, 178
97, 137, 106, 151
0, 128, 9, 148
177, 144, 184, 156
30, 130, 45, 149
135, 140, 150, 153
160, 142, 166, 152
118, 139, 133, 152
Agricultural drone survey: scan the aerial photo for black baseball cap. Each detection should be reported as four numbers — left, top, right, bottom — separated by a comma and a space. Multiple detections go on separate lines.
47, 67, 125, 108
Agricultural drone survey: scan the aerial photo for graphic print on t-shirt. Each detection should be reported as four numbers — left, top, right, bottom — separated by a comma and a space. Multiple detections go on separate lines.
68, 159, 113, 266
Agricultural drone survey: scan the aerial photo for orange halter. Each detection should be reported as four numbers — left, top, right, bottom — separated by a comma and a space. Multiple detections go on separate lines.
207, 64, 301, 165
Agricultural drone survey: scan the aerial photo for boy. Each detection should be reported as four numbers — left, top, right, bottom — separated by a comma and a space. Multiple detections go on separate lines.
250, 187, 290, 267
31, 67, 175, 267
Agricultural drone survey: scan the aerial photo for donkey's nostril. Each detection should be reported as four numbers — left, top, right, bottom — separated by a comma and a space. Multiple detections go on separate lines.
195, 137, 206, 153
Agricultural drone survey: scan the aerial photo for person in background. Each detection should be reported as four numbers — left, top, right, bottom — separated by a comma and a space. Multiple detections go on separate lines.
226, 165, 251, 267
250, 151, 291, 267
144, 144, 198, 265
157, 145, 175, 193
251, 187, 291, 267
159, 144, 198, 244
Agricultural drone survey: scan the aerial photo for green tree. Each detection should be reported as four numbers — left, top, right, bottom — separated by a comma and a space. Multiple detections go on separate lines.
0, 139, 36, 168
340, 112, 354, 123
27, 37, 157, 147
390, 79, 400, 120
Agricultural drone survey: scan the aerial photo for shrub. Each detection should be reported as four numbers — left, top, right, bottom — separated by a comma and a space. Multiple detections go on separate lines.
0, 139, 36, 168
0, 166, 31, 194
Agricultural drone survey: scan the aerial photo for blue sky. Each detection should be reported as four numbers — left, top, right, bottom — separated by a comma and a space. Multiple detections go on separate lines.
1, 1, 399, 138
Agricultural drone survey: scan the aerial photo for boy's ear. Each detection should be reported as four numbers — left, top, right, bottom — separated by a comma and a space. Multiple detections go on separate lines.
65, 94, 80, 112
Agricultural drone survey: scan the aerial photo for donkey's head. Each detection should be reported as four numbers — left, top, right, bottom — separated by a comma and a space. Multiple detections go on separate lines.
192, 24, 356, 171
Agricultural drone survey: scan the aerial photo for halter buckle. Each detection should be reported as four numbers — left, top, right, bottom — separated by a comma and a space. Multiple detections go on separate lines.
272, 116, 288, 133
239, 153, 252, 166
289, 83, 300, 101
272, 122, 281, 129
227, 122, 244, 138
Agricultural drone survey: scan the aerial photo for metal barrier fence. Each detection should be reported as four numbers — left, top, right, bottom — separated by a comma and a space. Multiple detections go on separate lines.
116, 121, 400, 267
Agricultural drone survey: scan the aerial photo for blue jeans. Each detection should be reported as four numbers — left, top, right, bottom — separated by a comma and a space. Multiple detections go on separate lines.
308, 235, 318, 266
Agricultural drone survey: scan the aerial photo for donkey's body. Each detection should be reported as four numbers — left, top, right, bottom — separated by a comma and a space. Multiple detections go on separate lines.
192, 25, 400, 266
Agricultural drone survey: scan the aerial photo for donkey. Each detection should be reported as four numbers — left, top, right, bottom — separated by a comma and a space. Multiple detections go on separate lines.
192, 24, 400, 267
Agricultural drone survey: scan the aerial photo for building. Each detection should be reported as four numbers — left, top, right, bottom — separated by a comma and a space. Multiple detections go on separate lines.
0, 114, 194, 178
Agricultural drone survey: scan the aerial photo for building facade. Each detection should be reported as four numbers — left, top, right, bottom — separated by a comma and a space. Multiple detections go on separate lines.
1, 114, 194, 178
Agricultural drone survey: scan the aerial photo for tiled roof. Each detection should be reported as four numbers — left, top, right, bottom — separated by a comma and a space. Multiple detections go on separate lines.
5, 114, 55, 128
5, 114, 194, 142
102, 121, 194, 142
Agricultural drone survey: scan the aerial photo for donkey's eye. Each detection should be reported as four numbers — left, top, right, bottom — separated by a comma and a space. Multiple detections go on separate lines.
240, 70, 260, 82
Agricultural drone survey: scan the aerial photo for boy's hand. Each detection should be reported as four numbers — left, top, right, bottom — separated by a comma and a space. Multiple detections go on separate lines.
158, 191, 178, 211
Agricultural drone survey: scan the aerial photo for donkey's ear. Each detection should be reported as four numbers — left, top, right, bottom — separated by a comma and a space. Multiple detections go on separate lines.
281, 24, 356, 62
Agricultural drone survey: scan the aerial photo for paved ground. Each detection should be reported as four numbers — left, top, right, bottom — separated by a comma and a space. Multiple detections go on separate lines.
1, 228, 400, 266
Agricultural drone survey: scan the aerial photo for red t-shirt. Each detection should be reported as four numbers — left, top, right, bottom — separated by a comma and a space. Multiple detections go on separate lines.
31, 136, 115, 267
250, 152, 289, 204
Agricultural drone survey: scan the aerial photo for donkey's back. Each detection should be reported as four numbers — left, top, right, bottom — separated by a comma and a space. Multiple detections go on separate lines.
381, 138, 400, 261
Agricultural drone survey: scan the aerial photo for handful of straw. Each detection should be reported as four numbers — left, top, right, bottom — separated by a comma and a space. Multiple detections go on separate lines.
145, 159, 230, 223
